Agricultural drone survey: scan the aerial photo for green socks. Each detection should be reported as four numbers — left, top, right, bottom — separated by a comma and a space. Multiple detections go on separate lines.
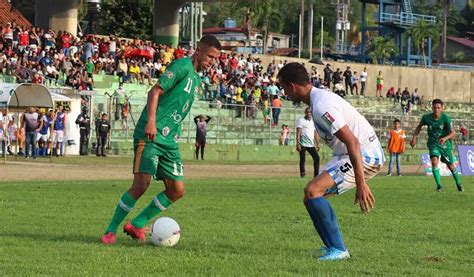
452, 170, 462, 186
105, 192, 137, 234
432, 167, 442, 189
131, 192, 172, 228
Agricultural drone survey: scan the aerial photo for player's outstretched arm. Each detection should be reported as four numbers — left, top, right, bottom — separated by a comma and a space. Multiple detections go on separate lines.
335, 125, 375, 213
410, 122, 423, 148
145, 84, 164, 141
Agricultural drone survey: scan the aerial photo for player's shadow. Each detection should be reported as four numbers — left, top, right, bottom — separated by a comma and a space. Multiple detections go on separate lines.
1, 231, 100, 245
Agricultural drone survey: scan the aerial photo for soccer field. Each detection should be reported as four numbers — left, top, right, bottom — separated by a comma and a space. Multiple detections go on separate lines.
1, 176, 473, 275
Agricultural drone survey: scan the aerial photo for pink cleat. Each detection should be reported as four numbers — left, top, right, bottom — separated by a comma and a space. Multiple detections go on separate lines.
123, 221, 146, 242
101, 232, 116, 245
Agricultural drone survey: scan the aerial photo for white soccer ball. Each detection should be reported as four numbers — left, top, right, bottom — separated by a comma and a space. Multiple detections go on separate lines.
149, 217, 180, 247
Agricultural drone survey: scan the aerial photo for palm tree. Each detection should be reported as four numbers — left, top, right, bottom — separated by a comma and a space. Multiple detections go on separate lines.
409, 20, 439, 67
368, 36, 398, 64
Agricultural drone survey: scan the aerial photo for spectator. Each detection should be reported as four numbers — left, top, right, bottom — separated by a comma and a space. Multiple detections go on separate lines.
460, 124, 468, 144
280, 124, 290, 146
343, 66, 352, 94
386, 87, 395, 100
296, 107, 320, 178
194, 114, 211, 160
387, 119, 406, 176
351, 71, 359, 95
85, 57, 95, 87
114, 83, 127, 121
395, 88, 402, 103
22, 107, 42, 159
323, 63, 332, 87
129, 60, 140, 83
360, 67, 368, 96
53, 106, 66, 157
0, 119, 5, 158
331, 68, 342, 90
412, 88, 420, 105
376, 70, 384, 97
271, 95, 282, 127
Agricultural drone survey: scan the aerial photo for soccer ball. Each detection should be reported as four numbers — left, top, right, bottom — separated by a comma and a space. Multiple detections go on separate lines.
149, 217, 180, 247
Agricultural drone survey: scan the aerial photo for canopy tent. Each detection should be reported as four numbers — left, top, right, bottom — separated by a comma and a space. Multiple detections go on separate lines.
0, 83, 53, 111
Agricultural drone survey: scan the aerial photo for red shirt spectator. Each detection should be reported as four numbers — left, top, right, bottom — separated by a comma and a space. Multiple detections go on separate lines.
229, 56, 239, 70
99, 42, 109, 55
19, 30, 29, 46
174, 46, 185, 59
61, 33, 71, 48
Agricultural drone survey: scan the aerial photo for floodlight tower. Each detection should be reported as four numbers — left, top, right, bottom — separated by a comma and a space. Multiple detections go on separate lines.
334, 0, 350, 54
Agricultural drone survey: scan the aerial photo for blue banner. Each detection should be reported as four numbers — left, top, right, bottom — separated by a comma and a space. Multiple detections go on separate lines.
456, 145, 474, 176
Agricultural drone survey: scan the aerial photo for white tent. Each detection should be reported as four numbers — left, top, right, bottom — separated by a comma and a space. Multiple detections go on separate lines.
0, 83, 53, 111
0, 83, 82, 158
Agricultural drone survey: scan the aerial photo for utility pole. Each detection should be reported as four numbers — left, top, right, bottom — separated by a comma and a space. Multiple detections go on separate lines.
299, 0, 305, 58
298, 14, 302, 58
308, 0, 314, 60
320, 16, 324, 60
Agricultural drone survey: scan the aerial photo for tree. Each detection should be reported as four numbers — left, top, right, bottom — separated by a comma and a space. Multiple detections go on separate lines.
367, 36, 398, 64
409, 20, 439, 67
97, 0, 153, 40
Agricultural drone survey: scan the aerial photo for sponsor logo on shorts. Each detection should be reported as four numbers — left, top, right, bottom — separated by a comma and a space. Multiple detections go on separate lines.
467, 150, 474, 172
321, 112, 335, 126
162, 127, 170, 137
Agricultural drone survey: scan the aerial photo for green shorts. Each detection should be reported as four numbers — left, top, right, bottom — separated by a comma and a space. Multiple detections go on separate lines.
428, 143, 454, 164
133, 139, 184, 181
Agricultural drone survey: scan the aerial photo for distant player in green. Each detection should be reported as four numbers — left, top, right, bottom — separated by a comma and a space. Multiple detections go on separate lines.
102, 36, 221, 245
411, 99, 463, 192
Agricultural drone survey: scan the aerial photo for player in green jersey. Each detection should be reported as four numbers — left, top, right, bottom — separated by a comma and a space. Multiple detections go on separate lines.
102, 36, 221, 245
411, 99, 464, 192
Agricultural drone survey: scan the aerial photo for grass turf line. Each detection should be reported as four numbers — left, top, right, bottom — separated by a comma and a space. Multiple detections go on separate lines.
0, 176, 473, 275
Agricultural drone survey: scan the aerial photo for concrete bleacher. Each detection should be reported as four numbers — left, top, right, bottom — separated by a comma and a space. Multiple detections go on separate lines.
84, 74, 474, 155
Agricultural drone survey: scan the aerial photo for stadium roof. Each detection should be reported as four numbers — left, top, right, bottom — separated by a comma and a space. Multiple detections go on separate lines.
0, 0, 32, 28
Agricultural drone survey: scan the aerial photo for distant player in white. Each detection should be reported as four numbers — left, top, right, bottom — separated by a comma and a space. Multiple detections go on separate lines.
278, 63, 384, 261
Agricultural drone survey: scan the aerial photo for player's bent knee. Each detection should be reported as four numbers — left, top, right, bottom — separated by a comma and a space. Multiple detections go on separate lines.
304, 182, 326, 199
164, 180, 186, 202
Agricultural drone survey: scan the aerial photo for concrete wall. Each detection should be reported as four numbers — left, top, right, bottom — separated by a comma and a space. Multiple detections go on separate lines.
256, 55, 474, 103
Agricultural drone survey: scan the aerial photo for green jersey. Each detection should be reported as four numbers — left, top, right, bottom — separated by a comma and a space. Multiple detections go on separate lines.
420, 112, 453, 147
134, 57, 201, 149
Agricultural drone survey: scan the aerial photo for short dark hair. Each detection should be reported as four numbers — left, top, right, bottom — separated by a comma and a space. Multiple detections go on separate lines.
432, 99, 443, 106
277, 62, 309, 86
393, 119, 401, 124
199, 35, 222, 50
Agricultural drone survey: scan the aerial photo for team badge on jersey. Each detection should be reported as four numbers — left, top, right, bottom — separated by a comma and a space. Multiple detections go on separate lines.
322, 112, 335, 126
166, 71, 174, 79
174, 134, 179, 143
162, 126, 170, 137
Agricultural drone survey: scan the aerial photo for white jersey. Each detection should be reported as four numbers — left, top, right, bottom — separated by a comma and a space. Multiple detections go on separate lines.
310, 87, 384, 165
296, 117, 316, 147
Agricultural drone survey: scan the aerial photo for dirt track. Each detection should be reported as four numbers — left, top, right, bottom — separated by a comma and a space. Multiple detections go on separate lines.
1, 161, 423, 182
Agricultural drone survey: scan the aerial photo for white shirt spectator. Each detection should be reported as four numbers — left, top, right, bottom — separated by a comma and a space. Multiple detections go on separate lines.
360, 71, 368, 82
296, 117, 316, 147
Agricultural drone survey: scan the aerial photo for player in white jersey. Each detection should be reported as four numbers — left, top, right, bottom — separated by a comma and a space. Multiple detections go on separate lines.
278, 63, 384, 261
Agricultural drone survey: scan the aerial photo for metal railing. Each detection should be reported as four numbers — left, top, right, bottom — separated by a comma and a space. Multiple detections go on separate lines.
380, 12, 436, 26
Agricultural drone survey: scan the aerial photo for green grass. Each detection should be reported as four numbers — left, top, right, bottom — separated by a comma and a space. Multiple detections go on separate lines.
1, 177, 473, 275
